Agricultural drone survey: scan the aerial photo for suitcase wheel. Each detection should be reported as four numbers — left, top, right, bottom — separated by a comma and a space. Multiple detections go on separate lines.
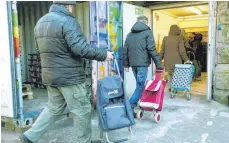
154, 112, 161, 123
100, 131, 103, 139
137, 110, 144, 120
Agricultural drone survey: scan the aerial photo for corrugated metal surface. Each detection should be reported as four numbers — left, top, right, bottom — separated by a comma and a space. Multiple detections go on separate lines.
17, 2, 90, 82
18, 2, 52, 82
72, 2, 90, 41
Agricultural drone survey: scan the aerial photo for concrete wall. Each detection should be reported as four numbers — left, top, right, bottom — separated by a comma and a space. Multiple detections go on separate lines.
213, 1, 229, 105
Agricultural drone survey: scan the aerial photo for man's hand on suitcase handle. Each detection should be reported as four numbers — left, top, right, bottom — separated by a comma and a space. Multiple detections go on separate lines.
106, 51, 114, 61
156, 69, 164, 73
156, 65, 164, 72
156, 68, 165, 80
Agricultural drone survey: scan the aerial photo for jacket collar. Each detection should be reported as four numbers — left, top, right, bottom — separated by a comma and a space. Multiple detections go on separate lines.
49, 4, 74, 17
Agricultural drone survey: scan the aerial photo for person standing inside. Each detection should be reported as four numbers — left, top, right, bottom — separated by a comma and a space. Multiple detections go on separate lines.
189, 32, 196, 42
20, 1, 113, 143
159, 25, 189, 91
181, 29, 195, 53
190, 33, 203, 80
123, 16, 164, 110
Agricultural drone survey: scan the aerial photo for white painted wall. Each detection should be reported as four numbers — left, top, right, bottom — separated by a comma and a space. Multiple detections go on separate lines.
0, 1, 14, 117
123, 3, 153, 97
152, 11, 178, 52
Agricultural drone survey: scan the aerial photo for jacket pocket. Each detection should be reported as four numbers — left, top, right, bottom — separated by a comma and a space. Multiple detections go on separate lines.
73, 94, 90, 110
104, 103, 130, 129
72, 84, 90, 111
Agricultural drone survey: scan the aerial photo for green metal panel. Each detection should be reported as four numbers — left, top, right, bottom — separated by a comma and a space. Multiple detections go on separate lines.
18, 2, 52, 82
83, 2, 90, 41
22, 5, 31, 81
72, 2, 90, 41
17, 2, 90, 83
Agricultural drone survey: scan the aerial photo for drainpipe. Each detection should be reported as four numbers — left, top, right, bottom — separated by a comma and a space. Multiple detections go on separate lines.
12, 1, 24, 120
107, 1, 111, 76
96, 1, 100, 79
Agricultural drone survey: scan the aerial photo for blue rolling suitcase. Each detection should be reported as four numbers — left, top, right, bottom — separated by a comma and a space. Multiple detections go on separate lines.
170, 63, 195, 100
96, 57, 135, 143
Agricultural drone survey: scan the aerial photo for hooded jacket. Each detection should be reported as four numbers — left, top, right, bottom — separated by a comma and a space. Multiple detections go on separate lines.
190, 39, 203, 61
159, 25, 189, 72
34, 4, 107, 86
123, 22, 163, 69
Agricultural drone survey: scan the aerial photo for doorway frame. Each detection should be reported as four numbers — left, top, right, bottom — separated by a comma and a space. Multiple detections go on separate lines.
206, 1, 217, 101
151, 2, 217, 101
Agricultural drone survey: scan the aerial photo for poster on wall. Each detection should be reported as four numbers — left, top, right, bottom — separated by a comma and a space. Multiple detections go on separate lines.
97, 1, 108, 79
108, 1, 123, 77
90, 1, 109, 104
90, 2, 123, 104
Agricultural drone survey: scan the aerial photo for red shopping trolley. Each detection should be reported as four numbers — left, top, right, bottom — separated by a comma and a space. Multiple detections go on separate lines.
136, 71, 166, 123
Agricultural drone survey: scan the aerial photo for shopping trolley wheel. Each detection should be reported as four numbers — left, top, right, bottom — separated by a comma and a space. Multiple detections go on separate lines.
171, 93, 175, 99
154, 112, 161, 123
137, 110, 144, 120
171, 92, 175, 99
187, 93, 191, 100
170, 89, 176, 98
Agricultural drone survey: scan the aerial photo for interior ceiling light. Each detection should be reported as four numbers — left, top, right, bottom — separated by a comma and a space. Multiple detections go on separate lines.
188, 7, 202, 15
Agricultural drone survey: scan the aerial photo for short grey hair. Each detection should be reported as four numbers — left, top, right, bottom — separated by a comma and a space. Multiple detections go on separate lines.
137, 16, 148, 24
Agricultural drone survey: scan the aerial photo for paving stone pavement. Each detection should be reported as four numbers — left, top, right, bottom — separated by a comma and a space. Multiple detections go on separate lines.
1, 93, 229, 143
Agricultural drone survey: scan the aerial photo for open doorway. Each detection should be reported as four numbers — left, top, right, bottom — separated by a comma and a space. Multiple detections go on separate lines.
152, 5, 208, 97
17, 1, 91, 118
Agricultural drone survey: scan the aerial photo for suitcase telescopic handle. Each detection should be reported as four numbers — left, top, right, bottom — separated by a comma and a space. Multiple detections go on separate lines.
113, 54, 123, 81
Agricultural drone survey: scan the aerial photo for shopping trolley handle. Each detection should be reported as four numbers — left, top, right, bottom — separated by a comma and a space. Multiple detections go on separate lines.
156, 68, 165, 72
156, 69, 163, 72
184, 60, 193, 65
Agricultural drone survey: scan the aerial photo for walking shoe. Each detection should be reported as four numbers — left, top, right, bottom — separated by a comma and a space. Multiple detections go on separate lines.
19, 134, 33, 143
